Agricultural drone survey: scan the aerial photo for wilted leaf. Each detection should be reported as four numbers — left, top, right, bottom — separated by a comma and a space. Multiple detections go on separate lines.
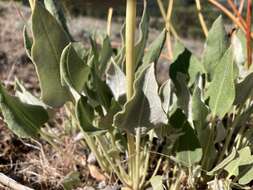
60, 43, 90, 94
114, 63, 168, 134
202, 16, 229, 78
88, 164, 106, 181
207, 47, 235, 118
0, 83, 49, 138
106, 61, 126, 102
31, 1, 70, 107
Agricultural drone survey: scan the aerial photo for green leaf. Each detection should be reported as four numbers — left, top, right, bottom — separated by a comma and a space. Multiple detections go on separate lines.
91, 68, 112, 110
76, 96, 106, 136
15, 79, 48, 109
44, 0, 72, 40
31, 1, 70, 107
60, 43, 90, 94
106, 61, 126, 102
192, 84, 209, 125
23, 25, 33, 58
188, 56, 204, 87
150, 176, 164, 190
142, 29, 166, 68
134, 2, 149, 70
174, 73, 191, 116
0, 83, 49, 138
98, 35, 113, 76
224, 147, 253, 177
170, 43, 204, 87
206, 47, 235, 118
207, 147, 237, 175
169, 48, 192, 81
159, 79, 171, 114
174, 120, 202, 167
202, 16, 229, 78
238, 166, 253, 185
234, 73, 253, 105
62, 171, 80, 190
114, 63, 168, 134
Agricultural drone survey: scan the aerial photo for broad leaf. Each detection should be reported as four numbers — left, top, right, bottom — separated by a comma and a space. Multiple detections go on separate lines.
134, 2, 149, 70
142, 29, 166, 68
0, 83, 49, 138
106, 61, 126, 102
114, 63, 168, 134
76, 96, 106, 136
202, 16, 229, 78
31, 1, 70, 107
60, 43, 90, 94
207, 147, 237, 175
207, 47, 235, 118
238, 166, 253, 185
170, 43, 204, 87
224, 147, 253, 177
173, 112, 202, 167
234, 73, 253, 105
44, 0, 72, 39
98, 35, 113, 76
192, 85, 209, 125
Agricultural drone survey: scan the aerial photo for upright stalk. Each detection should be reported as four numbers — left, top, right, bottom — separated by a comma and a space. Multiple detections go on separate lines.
246, 0, 252, 68
195, 0, 208, 37
29, 0, 35, 10
125, 0, 138, 189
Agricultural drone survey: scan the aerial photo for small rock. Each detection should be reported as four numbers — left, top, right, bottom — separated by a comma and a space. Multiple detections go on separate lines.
83, 186, 95, 190
102, 185, 120, 190
87, 152, 97, 164
97, 180, 106, 189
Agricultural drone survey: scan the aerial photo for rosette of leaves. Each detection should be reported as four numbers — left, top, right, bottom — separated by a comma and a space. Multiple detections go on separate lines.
1, 0, 253, 189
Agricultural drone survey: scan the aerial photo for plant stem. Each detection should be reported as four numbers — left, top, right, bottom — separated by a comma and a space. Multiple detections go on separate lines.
125, 0, 137, 188
195, 0, 208, 37
246, 0, 252, 68
28, 0, 35, 10
107, 7, 113, 36
217, 105, 244, 163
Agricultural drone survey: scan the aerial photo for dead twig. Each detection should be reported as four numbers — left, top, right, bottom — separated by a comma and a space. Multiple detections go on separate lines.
0, 173, 34, 190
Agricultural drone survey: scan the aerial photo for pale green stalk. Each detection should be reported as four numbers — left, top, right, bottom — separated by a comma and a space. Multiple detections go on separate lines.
125, 0, 138, 188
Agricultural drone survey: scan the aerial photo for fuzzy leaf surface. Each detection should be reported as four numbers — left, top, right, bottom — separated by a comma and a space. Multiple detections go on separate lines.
31, 1, 70, 107
114, 63, 168, 134
207, 47, 235, 118
60, 43, 90, 94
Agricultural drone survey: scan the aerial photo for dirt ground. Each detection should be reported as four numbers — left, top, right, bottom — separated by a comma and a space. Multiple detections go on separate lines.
0, 2, 204, 190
